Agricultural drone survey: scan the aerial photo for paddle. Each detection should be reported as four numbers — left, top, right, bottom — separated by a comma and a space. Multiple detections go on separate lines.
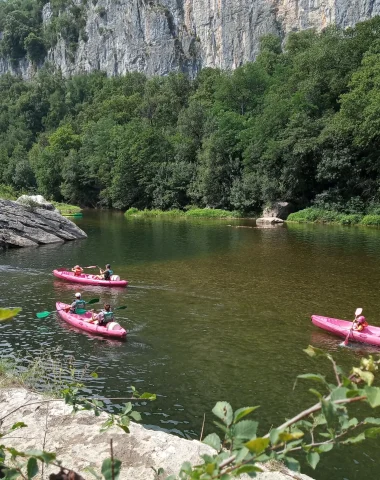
342, 307, 363, 346
36, 298, 100, 319
57, 265, 98, 271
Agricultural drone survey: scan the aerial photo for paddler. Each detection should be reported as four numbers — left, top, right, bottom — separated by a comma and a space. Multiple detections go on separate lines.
95, 264, 113, 280
88, 303, 114, 325
68, 292, 87, 314
71, 265, 83, 276
353, 315, 368, 332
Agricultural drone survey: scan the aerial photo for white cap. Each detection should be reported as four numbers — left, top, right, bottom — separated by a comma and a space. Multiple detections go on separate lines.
75, 292, 81, 298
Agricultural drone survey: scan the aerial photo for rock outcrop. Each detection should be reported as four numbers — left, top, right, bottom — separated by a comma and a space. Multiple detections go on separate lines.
1, 0, 380, 79
0, 199, 86, 249
0, 388, 313, 480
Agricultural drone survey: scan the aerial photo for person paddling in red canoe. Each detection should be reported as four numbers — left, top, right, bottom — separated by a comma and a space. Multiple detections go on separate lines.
72, 265, 83, 277
353, 315, 368, 332
66, 292, 87, 314
95, 264, 113, 281
87, 303, 115, 325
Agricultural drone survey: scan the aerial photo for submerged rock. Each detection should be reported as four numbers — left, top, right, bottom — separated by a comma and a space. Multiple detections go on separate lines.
0, 388, 313, 480
0, 199, 86, 249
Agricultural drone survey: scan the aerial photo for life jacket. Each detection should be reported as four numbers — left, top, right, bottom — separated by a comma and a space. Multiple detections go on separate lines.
99, 310, 114, 325
74, 268, 82, 276
73, 299, 86, 312
103, 269, 113, 280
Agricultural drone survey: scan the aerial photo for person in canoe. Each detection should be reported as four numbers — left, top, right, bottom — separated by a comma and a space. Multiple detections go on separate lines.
95, 264, 113, 280
353, 315, 368, 332
88, 303, 114, 325
72, 265, 83, 277
68, 292, 87, 314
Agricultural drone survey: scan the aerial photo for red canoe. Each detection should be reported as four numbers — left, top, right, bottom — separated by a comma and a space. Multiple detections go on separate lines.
56, 302, 127, 339
311, 315, 380, 347
53, 269, 128, 287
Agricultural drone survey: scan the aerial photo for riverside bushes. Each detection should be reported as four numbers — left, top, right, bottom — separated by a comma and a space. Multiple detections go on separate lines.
124, 207, 240, 218
287, 208, 380, 226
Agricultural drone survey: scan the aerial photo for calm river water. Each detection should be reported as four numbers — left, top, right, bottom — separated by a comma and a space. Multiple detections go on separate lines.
1, 211, 380, 479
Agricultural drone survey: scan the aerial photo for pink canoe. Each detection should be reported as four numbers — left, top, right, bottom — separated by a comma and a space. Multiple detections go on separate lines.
311, 315, 380, 347
53, 269, 128, 287
56, 302, 127, 339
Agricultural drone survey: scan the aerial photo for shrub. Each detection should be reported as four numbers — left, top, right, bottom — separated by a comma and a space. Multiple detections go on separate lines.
361, 215, 380, 226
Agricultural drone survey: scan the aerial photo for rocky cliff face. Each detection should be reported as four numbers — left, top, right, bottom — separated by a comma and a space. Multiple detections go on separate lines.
1, 0, 380, 79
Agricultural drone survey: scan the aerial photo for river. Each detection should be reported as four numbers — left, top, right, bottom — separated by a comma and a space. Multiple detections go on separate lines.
1, 210, 380, 480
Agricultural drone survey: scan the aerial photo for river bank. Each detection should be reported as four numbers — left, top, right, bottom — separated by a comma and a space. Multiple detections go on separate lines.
287, 207, 380, 226
0, 387, 313, 480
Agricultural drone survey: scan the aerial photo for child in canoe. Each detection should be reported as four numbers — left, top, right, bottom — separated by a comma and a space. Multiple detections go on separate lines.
353, 315, 368, 332
72, 265, 83, 276
88, 303, 114, 326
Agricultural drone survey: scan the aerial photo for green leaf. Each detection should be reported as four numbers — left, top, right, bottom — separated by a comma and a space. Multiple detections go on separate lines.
122, 403, 132, 414
232, 420, 258, 440
180, 461, 192, 475
233, 406, 260, 423
283, 456, 300, 472
129, 411, 142, 422
352, 368, 374, 386
364, 417, 380, 425
139, 392, 156, 400
6, 447, 25, 458
90, 372, 98, 378
303, 345, 328, 358
307, 451, 320, 469
101, 457, 122, 480
213, 421, 229, 434
365, 427, 380, 438
235, 465, 262, 475
0, 308, 22, 322
27, 457, 38, 479
203, 433, 221, 451
297, 373, 327, 384
308, 388, 322, 399
4, 468, 21, 480
117, 425, 130, 433
11, 422, 27, 431
341, 432, 366, 444
234, 446, 250, 463
315, 443, 333, 453
321, 399, 337, 427
330, 387, 349, 401
84, 466, 102, 480
244, 437, 270, 455
212, 402, 233, 427
365, 386, 380, 407
278, 431, 304, 442
269, 428, 280, 445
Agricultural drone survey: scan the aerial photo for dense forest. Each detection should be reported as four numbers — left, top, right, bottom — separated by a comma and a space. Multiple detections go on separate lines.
2, 7, 380, 213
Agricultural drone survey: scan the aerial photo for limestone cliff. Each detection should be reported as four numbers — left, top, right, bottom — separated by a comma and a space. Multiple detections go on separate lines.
1, 0, 380, 78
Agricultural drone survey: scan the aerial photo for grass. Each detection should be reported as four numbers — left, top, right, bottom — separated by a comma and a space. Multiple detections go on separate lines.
52, 202, 82, 215
0, 349, 90, 396
124, 207, 242, 219
287, 207, 380, 226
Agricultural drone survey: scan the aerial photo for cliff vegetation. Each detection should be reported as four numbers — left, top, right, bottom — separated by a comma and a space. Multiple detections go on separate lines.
2, 17, 380, 215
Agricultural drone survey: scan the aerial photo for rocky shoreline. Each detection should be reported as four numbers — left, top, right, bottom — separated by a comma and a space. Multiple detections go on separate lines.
0, 388, 313, 480
0, 199, 86, 249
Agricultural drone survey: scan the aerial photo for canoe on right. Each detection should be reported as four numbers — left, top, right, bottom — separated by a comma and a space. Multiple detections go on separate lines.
311, 315, 380, 347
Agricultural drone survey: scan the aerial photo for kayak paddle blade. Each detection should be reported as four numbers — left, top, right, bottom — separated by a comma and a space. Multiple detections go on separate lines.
115, 306, 127, 311
36, 311, 51, 319
87, 298, 99, 305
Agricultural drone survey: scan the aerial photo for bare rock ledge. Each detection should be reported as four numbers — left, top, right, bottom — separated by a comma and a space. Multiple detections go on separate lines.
0, 199, 86, 249
0, 388, 313, 480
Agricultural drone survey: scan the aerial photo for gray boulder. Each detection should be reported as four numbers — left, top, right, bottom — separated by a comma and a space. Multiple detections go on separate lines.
262, 202, 293, 220
16, 194, 57, 211
262, 202, 294, 220
0, 199, 87, 249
